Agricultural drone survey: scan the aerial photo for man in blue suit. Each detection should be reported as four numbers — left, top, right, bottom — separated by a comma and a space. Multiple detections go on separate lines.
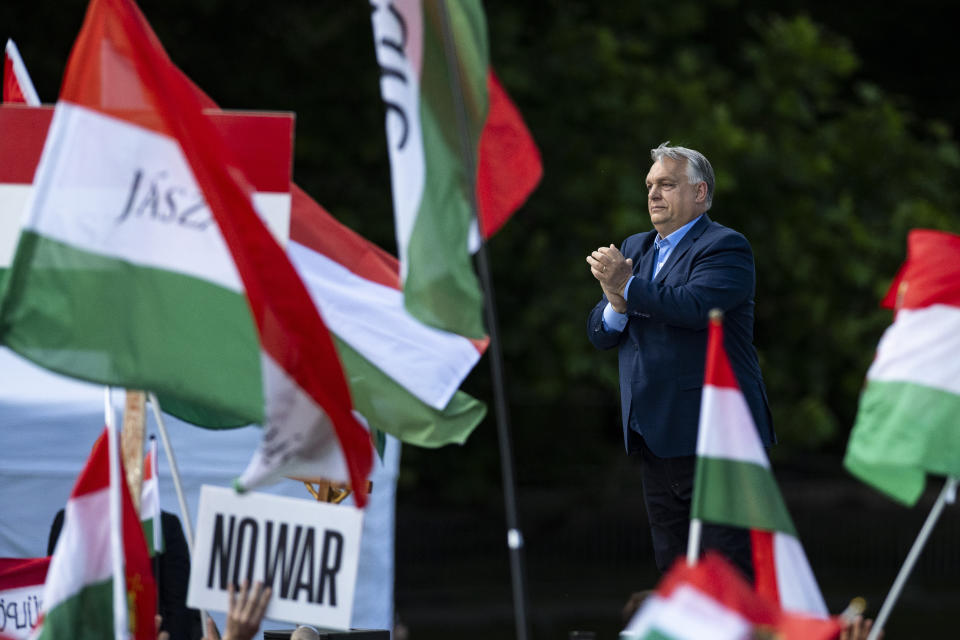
586, 142, 774, 580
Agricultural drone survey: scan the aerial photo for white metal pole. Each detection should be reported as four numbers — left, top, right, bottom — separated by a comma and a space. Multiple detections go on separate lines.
146, 392, 210, 633
687, 518, 702, 566
867, 476, 958, 640
105, 387, 129, 640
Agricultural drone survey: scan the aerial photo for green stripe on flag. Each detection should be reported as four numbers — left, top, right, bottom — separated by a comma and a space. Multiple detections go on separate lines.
334, 336, 486, 447
692, 457, 797, 536
38, 578, 114, 640
0, 231, 264, 424
402, 1, 490, 339
845, 379, 960, 505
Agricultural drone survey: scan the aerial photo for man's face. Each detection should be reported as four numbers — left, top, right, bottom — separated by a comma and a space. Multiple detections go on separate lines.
645, 157, 705, 236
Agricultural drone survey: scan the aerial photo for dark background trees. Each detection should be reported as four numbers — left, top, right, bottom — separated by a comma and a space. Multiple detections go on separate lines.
3, 1, 959, 636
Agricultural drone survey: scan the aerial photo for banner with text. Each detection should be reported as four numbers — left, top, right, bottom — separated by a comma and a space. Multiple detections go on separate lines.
187, 486, 363, 631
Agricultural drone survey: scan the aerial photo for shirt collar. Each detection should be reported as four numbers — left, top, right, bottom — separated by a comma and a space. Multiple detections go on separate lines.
656, 214, 703, 249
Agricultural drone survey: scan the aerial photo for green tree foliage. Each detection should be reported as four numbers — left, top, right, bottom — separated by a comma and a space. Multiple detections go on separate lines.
3, 1, 959, 496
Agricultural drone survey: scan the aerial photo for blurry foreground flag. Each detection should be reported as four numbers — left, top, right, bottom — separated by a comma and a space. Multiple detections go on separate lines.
139, 437, 163, 555
3, 40, 40, 106
845, 229, 960, 505
0, 557, 49, 639
370, 0, 542, 338
0, 0, 372, 503
621, 554, 840, 640
691, 311, 828, 617
289, 185, 487, 447
34, 428, 156, 640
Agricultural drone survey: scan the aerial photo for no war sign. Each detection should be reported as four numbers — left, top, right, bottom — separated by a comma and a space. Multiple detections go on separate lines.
187, 486, 363, 630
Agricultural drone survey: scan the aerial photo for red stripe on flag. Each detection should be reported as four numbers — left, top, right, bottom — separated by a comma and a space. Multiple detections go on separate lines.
0, 106, 291, 191
658, 553, 779, 626
0, 557, 50, 590
704, 312, 739, 389
3, 55, 27, 104
290, 184, 402, 291
750, 529, 780, 608
881, 229, 960, 311
0, 106, 49, 183
475, 70, 542, 239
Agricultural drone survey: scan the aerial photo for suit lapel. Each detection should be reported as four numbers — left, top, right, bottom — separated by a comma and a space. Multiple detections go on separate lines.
654, 214, 711, 283
636, 233, 658, 281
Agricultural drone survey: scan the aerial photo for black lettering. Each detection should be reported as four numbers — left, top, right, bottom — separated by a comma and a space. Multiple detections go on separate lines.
178, 199, 212, 230
264, 522, 304, 599
207, 513, 235, 589
291, 527, 316, 603
161, 186, 185, 222
317, 530, 344, 606
116, 169, 143, 223
232, 517, 259, 588
380, 3, 407, 54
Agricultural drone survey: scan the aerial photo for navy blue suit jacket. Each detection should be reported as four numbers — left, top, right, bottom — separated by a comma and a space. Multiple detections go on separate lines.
587, 214, 774, 458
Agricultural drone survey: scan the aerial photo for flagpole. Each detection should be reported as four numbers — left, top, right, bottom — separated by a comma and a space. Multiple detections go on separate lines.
105, 387, 130, 640
146, 393, 196, 552
687, 309, 724, 566
147, 392, 212, 633
686, 518, 702, 566
436, 4, 530, 639
867, 476, 958, 640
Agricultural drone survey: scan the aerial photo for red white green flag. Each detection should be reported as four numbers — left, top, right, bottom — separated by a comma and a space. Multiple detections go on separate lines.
0, 0, 372, 502
139, 437, 162, 555
621, 554, 840, 640
33, 428, 156, 640
845, 229, 960, 505
3, 40, 40, 106
691, 312, 828, 617
0, 557, 49, 639
370, 0, 542, 338
289, 185, 487, 447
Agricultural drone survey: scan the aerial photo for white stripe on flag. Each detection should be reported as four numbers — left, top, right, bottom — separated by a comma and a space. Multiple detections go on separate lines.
24, 103, 244, 292
696, 386, 769, 467
773, 532, 829, 616
370, 0, 426, 279
42, 489, 112, 609
237, 351, 351, 490
0, 183, 31, 268
622, 587, 753, 639
867, 304, 960, 395
290, 241, 480, 410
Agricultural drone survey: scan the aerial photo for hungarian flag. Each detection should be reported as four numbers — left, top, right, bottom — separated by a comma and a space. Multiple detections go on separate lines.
0, 0, 372, 502
34, 428, 156, 640
621, 554, 840, 640
139, 437, 163, 555
289, 185, 487, 447
3, 40, 40, 106
691, 311, 828, 617
0, 557, 49, 639
370, 0, 542, 338
845, 229, 960, 505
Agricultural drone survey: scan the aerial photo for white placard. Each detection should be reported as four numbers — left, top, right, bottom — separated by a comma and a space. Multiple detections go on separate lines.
187, 485, 363, 631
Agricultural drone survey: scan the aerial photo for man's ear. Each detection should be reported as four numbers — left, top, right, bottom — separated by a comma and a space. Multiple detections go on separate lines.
696, 181, 707, 203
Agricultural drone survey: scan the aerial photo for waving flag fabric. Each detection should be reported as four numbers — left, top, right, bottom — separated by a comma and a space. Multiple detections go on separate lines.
139, 438, 163, 555
621, 554, 840, 640
3, 40, 40, 106
845, 229, 960, 505
34, 428, 155, 640
0, 557, 49, 639
370, 0, 542, 338
691, 312, 828, 617
290, 185, 487, 447
0, 0, 372, 502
